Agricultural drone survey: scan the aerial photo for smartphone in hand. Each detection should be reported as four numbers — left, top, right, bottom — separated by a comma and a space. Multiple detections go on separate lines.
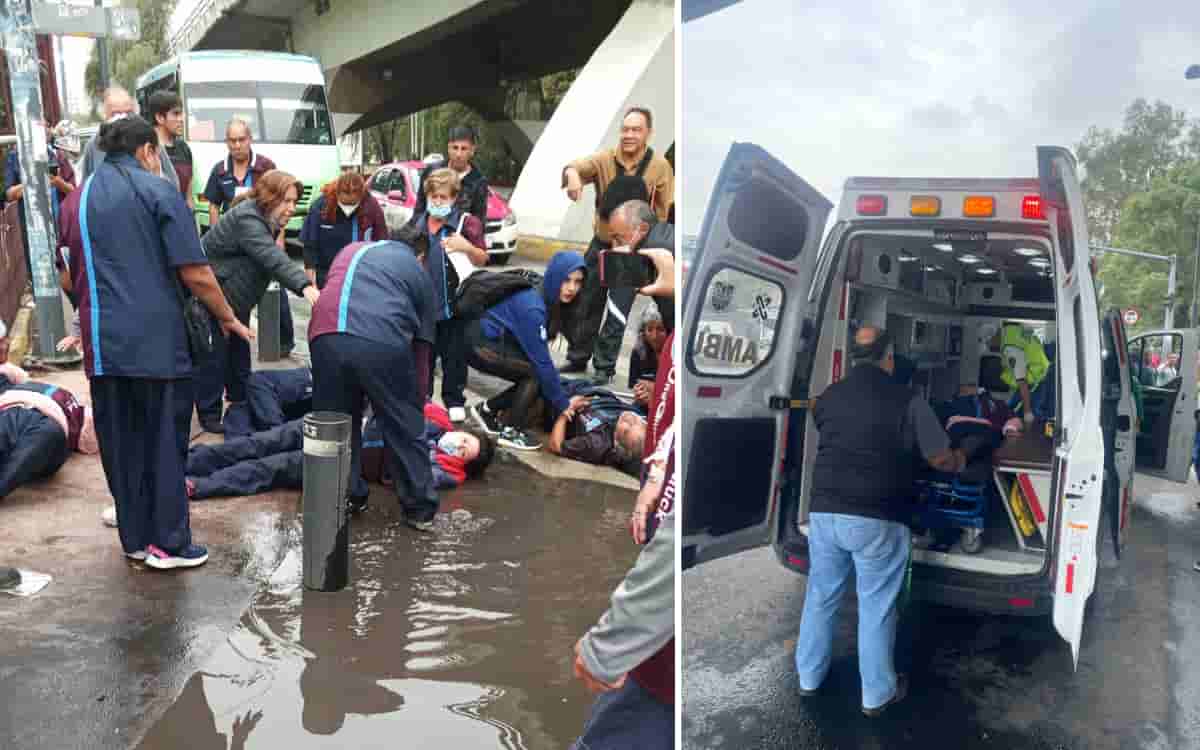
599, 249, 656, 288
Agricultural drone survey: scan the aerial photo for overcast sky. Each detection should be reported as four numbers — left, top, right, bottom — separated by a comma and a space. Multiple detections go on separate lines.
681, 0, 1200, 235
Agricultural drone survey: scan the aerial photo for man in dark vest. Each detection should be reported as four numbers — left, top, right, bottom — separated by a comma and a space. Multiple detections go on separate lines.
796, 325, 964, 717
561, 107, 674, 383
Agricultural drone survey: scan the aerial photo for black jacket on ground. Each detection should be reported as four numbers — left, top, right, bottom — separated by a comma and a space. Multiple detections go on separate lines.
810, 365, 917, 524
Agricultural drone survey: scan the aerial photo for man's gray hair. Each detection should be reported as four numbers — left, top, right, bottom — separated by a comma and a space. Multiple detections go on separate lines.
101, 86, 134, 118
226, 118, 253, 138
615, 199, 655, 228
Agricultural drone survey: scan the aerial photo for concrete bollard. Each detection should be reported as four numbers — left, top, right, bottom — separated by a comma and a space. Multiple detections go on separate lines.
302, 411, 352, 592
258, 283, 282, 362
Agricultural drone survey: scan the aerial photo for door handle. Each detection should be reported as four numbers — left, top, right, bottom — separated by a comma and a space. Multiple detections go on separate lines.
1116, 415, 1131, 432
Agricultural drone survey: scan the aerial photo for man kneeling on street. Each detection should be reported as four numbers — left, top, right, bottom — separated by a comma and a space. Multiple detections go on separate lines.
797, 325, 966, 717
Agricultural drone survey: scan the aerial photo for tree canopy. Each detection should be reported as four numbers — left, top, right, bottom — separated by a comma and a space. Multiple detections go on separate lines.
1078, 99, 1200, 331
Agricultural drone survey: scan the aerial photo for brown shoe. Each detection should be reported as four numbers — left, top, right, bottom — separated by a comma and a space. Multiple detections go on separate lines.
862, 674, 908, 717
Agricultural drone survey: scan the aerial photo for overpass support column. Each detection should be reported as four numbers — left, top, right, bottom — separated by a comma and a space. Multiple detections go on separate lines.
508, 0, 674, 244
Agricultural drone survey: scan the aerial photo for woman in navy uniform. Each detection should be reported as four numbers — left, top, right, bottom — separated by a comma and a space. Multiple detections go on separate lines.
196, 170, 319, 434
56, 116, 252, 570
299, 171, 388, 289
308, 239, 438, 529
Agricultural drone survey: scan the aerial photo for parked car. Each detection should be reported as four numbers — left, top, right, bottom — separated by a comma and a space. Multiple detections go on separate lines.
368, 160, 518, 264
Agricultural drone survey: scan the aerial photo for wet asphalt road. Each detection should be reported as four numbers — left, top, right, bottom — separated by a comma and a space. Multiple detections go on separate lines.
682, 473, 1200, 750
136, 461, 638, 750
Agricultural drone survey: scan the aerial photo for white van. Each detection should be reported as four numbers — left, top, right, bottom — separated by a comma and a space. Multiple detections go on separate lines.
681, 143, 1198, 666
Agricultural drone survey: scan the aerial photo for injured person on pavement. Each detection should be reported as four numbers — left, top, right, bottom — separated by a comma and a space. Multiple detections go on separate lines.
545, 378, 647, 477
0, 364, 100, 499
185, 402, 495, 500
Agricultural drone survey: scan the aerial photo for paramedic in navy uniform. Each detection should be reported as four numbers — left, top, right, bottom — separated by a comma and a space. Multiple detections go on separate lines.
798, 325, 965, 715
307, 239, 439, 530
57, 115, 253, 571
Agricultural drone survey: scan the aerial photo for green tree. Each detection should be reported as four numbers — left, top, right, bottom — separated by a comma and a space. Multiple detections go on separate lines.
1099, 160, 1200, 331
1076, 99, 1198, 246
84, 0, 176, 103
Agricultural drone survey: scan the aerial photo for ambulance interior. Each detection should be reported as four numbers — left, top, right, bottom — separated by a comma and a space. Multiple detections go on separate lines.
800, 231, 1061, 576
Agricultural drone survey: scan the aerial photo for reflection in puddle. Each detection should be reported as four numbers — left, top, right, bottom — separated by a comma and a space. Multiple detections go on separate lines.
139, 464, 636, 749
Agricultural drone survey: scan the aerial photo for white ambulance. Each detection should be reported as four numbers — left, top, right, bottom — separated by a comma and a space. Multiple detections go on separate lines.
681, 143, 1198, 665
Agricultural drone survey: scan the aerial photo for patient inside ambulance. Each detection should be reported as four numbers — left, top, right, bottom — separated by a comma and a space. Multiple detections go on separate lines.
839, 234, 1061, 559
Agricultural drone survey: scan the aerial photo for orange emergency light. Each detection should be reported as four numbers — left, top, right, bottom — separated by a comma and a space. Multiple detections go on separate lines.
962, 195, 995, 217
909, 196, 941, 216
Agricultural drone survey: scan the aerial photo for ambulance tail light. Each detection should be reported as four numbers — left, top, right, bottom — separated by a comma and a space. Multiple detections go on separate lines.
856, 195, 887, 216
963, 196, 995, 217
1021, 195, 1044, 220
909, 196, 941, 216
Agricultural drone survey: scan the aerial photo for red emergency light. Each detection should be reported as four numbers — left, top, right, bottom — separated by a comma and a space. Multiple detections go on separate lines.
855, 195, 887, 216
1021, 195, 1044, 220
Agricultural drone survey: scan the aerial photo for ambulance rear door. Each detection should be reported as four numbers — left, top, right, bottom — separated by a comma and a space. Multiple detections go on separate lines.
1038, 145, 1104, 669
681, 143, 832, 568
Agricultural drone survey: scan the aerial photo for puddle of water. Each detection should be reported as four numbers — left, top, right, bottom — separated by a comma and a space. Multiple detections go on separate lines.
138, 463, 638, 749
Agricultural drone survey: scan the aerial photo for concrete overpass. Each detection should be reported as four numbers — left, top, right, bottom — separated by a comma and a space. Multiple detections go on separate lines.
169, 0, 675, 242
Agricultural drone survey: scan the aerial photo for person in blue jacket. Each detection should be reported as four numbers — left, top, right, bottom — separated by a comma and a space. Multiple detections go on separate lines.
467, 251, 591, 451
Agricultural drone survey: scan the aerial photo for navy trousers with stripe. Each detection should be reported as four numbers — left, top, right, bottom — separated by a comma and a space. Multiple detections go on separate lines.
0, 408, 69, 499
187, 420, 303, 499
91, 376, 193, 555
310, 333, 436, 521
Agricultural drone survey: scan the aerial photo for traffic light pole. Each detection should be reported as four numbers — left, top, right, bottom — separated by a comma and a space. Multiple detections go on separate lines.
1090, 244, 1178, 329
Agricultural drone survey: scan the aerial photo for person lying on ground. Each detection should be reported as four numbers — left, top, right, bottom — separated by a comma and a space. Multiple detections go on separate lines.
222, 367, 313, 437
362, 402, 496, 490
0, 365, 99, 499
545, 382, 647, 477
184, 402, 494, 500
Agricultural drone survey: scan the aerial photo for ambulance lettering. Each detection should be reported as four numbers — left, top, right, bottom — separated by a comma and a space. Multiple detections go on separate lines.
699, 332, 759, 365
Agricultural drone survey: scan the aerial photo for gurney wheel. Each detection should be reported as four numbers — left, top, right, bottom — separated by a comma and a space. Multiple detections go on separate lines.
960, 529, 984, 555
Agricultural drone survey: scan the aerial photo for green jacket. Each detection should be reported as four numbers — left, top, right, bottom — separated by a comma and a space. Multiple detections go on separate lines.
999, 326, 1050, 390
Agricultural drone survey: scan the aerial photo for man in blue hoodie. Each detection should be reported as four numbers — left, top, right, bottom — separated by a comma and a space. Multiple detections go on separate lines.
467, 251, 591, 451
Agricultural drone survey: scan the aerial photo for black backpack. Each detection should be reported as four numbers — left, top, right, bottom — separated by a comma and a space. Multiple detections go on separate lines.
453, 268, 543, 319
597, 148, 654, 220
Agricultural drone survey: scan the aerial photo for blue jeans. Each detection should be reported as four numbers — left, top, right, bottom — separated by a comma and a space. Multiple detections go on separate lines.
795, 512, 910, 710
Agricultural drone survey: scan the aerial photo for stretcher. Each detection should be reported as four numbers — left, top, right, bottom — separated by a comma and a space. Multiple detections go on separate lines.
911, 473, 991, 554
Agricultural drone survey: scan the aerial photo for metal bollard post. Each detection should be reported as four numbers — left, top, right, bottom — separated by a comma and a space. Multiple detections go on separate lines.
258, 283, 282, 362
302, 411, 352, 591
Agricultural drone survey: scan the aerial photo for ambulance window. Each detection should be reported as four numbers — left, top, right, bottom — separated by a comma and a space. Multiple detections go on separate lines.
727, 175, 808, 261
1057, 210, 1076, 273
691, 267, 783, 377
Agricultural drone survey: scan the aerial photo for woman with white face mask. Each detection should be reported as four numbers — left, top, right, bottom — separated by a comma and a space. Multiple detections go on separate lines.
299, 172, 388, 289
195, 170, 320, 435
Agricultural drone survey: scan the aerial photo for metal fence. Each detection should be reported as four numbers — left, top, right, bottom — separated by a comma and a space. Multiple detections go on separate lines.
0, 201, 29, 335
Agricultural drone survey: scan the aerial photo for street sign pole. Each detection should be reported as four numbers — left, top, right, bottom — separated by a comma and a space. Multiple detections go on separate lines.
1, 0, 68, 362
95, 0, 110, 90
0, 0, 140, 363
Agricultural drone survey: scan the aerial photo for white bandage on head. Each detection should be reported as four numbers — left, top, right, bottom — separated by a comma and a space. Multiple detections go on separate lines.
1003, 345, 1028, 381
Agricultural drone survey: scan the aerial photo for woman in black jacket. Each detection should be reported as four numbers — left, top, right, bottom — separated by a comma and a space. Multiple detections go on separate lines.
195, 170, 319, 433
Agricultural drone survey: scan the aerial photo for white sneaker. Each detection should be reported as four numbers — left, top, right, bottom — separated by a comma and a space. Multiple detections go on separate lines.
448, 406, 467, 423
101, 505, 118, 528
126, 550, 147, 561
